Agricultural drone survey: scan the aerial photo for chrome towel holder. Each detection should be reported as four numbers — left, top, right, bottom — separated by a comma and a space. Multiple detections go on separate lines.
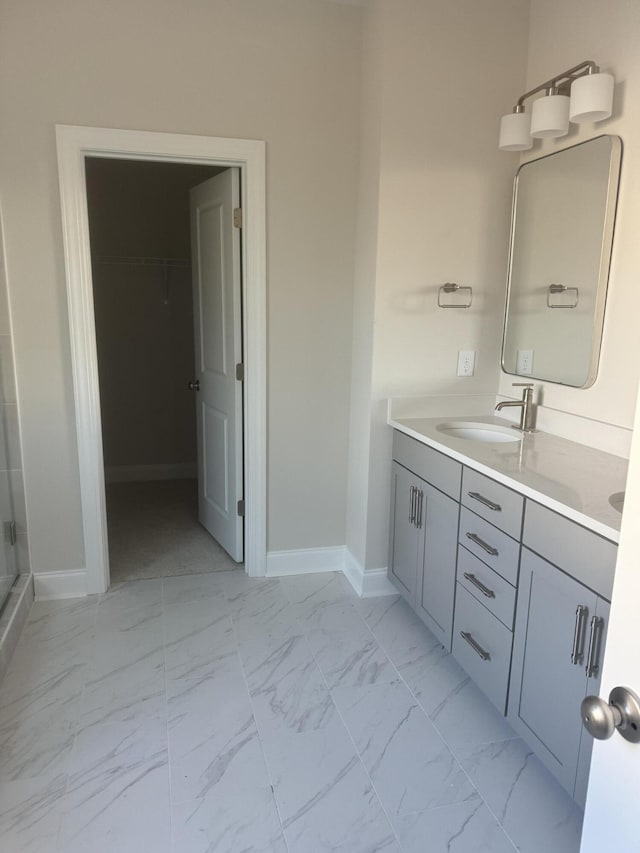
438, 282, 473, 309
547, 283, 579, 309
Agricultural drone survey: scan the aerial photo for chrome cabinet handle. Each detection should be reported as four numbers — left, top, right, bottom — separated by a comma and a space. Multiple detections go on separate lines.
409, 486, 416, 525
570, 605, 588, 665
416, 490, 424, 529
460, 631, 491, 661
465, 532, 498, 557
586, 616, 605, 678
463, 571, 496, 599
467, 491, 502, 512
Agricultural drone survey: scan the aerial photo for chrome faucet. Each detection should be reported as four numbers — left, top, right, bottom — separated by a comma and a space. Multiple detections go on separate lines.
495, 383, 536, 433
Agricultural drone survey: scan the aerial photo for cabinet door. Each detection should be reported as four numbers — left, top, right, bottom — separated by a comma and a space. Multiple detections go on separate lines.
509, 548, 597, 797
388, 462, 421, 603
574, 596, 610, 809
416, 482, 459, 651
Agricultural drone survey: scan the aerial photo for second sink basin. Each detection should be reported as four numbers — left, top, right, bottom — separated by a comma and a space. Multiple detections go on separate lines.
609, 491, 624, 513
436, 421, 521, 444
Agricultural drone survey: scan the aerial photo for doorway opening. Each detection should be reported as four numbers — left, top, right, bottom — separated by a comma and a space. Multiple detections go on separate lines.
84, 158, 243, 583
56, 125, 267, 595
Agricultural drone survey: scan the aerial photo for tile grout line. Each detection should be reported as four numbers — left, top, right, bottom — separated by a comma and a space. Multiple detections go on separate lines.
223, 576, 291, 853
54, 595, 100, 853
355, 597, 521, 850
315, 669, 407, 851
161, 577, 178, 853
303, 591, 407, 852
284, 575, 410, 850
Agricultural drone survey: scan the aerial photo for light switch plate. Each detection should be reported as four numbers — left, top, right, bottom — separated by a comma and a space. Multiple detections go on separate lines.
457, 350, 476, 377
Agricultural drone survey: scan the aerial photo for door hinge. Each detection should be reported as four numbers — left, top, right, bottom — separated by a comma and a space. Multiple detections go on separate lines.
4, 521, 16, 546
235, 362, 244, 382
237, 499, 245, 517
233, 207, 243, 229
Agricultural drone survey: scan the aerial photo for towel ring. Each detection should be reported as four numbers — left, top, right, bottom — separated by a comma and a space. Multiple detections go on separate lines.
547, 283, 579, 309
438, 282, 473, 309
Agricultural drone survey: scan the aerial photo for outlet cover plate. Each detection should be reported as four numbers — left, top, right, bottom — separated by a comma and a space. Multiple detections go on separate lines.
457, 350, 476, 377
516, 349, 534, 375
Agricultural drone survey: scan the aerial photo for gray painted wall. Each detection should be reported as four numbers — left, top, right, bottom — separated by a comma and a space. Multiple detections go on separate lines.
0, 0, 361, 573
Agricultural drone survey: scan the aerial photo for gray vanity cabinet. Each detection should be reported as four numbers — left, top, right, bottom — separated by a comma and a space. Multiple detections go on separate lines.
389, 432, 462, 650
414, 481, 459, 649
508, 547, 609, 805
389, 428, 619, 807
388, 461, 422, 601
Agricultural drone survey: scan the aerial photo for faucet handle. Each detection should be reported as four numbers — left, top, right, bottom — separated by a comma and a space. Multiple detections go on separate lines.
512, 382, 534, 387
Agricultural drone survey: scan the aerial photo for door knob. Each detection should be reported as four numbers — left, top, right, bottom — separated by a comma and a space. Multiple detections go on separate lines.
581, 686, 640, 743
188, 379, 200, 392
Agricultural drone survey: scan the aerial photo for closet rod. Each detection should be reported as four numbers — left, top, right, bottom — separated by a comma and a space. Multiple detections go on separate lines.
96, 255, 190, 268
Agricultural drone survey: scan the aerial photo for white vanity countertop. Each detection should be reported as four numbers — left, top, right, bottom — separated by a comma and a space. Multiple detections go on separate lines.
388, 396, 628, 543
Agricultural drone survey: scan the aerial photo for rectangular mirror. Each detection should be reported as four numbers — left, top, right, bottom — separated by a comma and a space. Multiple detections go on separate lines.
501, 135, 622, 388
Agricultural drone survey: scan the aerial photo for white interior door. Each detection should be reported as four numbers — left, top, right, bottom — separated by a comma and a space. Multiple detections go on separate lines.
580, 384, 640, 850
190, 169, 243, 562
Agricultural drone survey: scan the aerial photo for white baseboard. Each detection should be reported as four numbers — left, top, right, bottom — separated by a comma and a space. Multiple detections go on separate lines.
267, 546, 396, 598
343, 548, 396, 598
266, 546, 344, 577
105, 463, 197, 484
34, 569, 87, 600
31, 550, 395, 601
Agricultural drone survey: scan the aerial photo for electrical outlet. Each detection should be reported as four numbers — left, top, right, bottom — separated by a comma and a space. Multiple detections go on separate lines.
457, 350, 476, 377
516, 349, 534, 375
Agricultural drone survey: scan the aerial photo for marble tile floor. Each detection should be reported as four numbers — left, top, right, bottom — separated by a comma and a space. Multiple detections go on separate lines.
106, 479, 242, 583
0, 571, 584, 852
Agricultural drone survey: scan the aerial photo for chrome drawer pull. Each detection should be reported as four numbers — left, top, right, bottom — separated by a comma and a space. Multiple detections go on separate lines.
570, 605, 588, 665
586, 616, 605, 678
463, 571, 496, 599
409, 486, 416, 525
460, 631, 491, 661
465, 532, 498, 557
468, 491, 502, 512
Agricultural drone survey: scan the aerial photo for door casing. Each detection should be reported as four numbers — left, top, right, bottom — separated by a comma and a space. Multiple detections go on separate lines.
56, 125, 267, 593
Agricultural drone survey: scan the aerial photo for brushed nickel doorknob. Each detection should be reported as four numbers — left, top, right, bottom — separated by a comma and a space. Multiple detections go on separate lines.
581, 686, 640, 743
188, 379, 200, 392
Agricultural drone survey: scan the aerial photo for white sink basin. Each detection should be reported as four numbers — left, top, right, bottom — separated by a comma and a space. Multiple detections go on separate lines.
436, 421, 521, 444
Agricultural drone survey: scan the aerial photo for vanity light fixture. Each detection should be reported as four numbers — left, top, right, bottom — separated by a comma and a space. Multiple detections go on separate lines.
499, 60, 614, 151
530, 87, 570, 138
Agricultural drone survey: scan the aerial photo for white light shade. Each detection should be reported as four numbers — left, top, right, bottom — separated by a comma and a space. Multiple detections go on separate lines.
530, 93, 570, 138
570, 72, 614, 123
499, 111, 533, 151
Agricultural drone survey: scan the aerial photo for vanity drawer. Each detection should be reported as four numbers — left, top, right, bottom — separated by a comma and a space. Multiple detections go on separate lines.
523, 501, 617, 601
452, 583, 513, 714
459, 506, 520, 586
462, 468, 524, 539
457, 546, 516, 629
393, 431, 461, 501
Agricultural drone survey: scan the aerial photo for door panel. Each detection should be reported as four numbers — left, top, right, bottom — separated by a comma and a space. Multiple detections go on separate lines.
190, 169, 243, 561
417, 482, 459, 650
389, 462, 420, 602
202, 404, 229, 514
198, 204, 226, 375
581, 378, 640, 848
510, 548, 596, 795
